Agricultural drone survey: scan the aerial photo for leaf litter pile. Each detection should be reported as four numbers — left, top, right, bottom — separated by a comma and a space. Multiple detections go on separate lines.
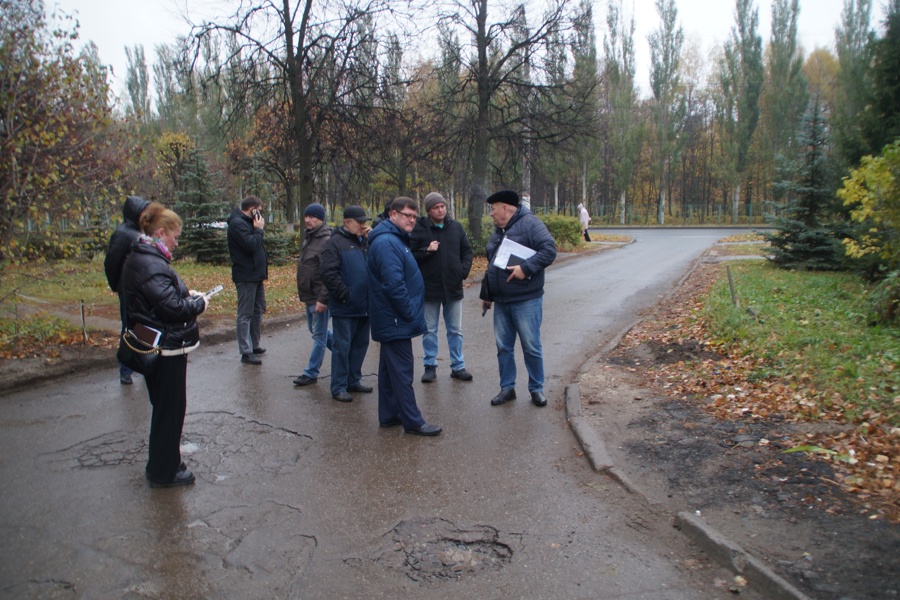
613, 262, 899, 522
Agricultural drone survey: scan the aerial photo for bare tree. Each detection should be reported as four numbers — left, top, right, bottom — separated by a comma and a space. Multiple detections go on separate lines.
190, 0, 404, 229
436, 0, 596, 239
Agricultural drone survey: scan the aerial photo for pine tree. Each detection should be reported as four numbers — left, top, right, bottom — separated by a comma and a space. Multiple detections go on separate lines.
174, 149, 230, 264
766, 96, 844, 270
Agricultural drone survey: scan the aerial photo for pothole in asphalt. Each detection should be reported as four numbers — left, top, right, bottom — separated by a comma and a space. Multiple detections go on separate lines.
43, 411, 312, 477
374, 517, 513, 584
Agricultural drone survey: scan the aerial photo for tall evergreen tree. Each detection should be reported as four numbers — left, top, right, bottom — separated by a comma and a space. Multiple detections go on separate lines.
766, 96, 843, 270
174, 148, 229, 264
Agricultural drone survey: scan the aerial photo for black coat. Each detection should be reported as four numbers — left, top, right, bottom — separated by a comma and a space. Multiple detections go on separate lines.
409, 216, 473, 302
226, 207, 268, 283
319, 226, 368, 318
122, 241, 206, 349
104, 195, 150, 292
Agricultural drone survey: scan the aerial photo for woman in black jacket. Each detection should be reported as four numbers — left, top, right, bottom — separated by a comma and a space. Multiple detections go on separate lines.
123, 202, 208, 488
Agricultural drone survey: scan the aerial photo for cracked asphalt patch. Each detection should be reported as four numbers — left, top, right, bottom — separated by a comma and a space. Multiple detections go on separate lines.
373, 517, 514, 586
43, 412, 313, 480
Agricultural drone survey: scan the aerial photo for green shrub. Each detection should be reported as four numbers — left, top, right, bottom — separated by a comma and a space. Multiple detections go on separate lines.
539, 214, 582, 250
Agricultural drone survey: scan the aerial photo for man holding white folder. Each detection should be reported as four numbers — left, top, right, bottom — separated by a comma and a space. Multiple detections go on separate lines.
480, 190, 557, 407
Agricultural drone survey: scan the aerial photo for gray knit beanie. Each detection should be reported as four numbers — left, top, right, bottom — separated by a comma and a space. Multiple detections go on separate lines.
423, 192, 447, 212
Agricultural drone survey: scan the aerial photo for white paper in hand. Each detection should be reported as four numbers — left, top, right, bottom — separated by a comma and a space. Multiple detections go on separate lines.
492, 237, 536, 269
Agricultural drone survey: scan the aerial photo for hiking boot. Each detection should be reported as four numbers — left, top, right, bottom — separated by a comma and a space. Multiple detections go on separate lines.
421, 365, 437, 383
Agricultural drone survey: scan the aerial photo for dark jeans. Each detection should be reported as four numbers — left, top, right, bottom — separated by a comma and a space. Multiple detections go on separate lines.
118, 291, 132, 378
331, 316, 370, 395
377, 338, 425, 429
235, 281, 266, 355
144, 354, 188, 483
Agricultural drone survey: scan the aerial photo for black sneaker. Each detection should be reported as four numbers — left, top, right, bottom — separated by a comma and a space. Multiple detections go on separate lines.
293, 374, 317, 386
421, 365, 437, 383
450, 368, 473, 381
120, 374, 133, 385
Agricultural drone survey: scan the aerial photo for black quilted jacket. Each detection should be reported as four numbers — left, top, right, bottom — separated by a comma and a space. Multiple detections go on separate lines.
122, 241, 206, 349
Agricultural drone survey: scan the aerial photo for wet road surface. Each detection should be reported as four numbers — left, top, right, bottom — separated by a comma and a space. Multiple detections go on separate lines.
0, 229, 764, 598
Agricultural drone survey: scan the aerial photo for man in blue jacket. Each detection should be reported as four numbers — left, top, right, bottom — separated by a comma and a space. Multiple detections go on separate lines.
480, 190, 557, 407
226, 196, 268, 365
367, 197, 442, 436
319, 205, 372, 402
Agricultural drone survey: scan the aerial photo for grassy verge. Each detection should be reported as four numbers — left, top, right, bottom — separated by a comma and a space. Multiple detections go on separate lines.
705, 262, 898, 426
0, 259, 302, 354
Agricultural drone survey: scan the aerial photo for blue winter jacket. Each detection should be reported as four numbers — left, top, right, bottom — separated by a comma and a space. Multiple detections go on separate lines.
484, 205, 557, 304
320, 226, 368, 318
366, 219, 426, 342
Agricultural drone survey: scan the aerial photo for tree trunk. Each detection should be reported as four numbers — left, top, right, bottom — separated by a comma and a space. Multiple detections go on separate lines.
731, 182, 741, 224
619, 190, 626, 225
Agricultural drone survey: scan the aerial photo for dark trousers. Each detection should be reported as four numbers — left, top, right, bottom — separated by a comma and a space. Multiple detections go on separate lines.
117, 291, 132, 377
331, 316, 370, 395
377, 339, 425, 429
235, 281, 265, 355
144, 355, 188, 483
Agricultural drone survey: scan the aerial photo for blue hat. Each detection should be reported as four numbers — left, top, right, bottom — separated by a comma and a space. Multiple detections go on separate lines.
304, 203, 326, 221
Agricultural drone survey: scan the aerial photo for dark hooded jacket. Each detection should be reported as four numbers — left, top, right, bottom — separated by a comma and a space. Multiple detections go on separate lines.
484, 204, 557, 304
320, 226, 368, 318
122, 238, 206, 349
104, 195, 150, 292
296, 222, 332, 305
226, 207, 268, 283
409, 215, 473, 302
366, 219, 426, 343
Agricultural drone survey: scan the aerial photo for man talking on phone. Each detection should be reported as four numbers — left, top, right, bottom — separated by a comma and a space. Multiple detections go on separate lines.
227, 195, 269, 365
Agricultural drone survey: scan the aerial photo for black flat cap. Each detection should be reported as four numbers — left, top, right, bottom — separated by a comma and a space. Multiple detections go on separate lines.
486, 190, 520, 206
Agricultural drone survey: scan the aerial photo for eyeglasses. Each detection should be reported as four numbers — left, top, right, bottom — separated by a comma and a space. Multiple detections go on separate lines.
396, 211, 418, 219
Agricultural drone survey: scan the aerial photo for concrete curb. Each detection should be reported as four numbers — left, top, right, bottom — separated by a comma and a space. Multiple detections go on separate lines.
564, 384, 812, 600
563, 241, 812, 600
675, 512, 814, 600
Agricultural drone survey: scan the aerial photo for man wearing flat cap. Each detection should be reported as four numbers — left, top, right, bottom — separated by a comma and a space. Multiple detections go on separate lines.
481, 189, 557, 408
319, 205, 372, 402
410, 192, 474, 383
294, 202, 333, 385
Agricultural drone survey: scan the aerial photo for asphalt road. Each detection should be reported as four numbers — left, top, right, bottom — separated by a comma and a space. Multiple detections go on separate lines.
0, 228, 765, 599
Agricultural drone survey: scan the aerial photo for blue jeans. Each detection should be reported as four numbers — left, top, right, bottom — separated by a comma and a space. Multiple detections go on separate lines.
493, 297, 544, 393
235, 281, 266, 355
303, 305, 332, 378
118, 291, 132, 378
330, 316, 369, 395
422, 299, 465, 370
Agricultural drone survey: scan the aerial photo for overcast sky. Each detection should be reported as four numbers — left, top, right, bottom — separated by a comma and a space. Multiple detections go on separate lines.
50, 0, 888, 102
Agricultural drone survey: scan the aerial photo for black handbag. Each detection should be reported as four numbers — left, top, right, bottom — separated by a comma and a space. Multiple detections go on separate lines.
116, 328, 161, 376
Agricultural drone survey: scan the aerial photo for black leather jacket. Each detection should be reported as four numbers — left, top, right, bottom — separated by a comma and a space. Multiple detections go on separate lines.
122, 240, 206, 349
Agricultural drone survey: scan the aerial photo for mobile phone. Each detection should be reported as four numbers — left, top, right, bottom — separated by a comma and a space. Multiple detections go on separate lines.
204, 284, 224, 298
252, 209, 262, 220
